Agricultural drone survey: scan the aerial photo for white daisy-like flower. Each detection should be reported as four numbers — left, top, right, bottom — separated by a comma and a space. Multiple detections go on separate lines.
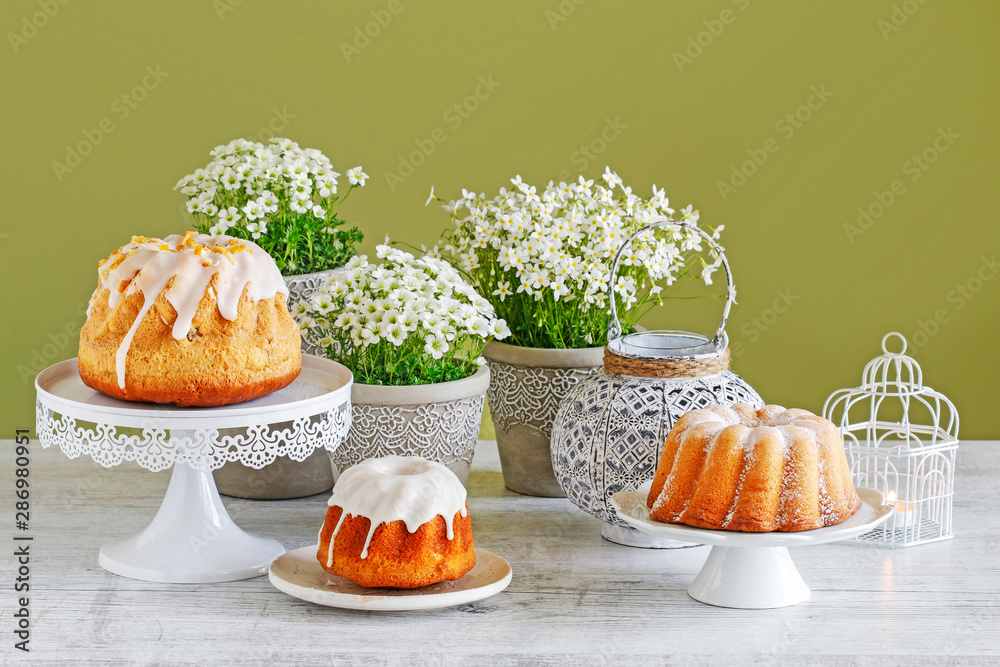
602, 167, 623, 188
423, 334, 448, 360
347, 166, 368, 187
260, 191, 279, 212
243, 200, 263, 221
492, 281, 512, 302
218, 206, 241, 225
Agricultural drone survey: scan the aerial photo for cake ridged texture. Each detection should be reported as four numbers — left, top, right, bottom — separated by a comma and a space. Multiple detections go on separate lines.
646, 403, 861, 532
317, 505, 475, 589
317, 456, 476, 589
78, 232, 301, 407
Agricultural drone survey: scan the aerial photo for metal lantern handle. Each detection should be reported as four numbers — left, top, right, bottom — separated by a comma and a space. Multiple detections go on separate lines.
607, 220, 734, 350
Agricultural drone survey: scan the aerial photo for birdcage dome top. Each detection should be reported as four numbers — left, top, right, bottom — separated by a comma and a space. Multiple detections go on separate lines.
859, 333, 926, 395
822, 332, 958, 450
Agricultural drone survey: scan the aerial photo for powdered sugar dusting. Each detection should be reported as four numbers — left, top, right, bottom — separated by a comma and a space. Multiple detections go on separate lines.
651, 402, 859, 531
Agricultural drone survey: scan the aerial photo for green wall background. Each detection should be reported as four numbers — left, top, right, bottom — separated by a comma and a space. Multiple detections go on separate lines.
3, 1, 998, 438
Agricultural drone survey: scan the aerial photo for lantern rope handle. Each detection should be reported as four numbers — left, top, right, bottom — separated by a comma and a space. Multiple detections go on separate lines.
607, 219, 734, 351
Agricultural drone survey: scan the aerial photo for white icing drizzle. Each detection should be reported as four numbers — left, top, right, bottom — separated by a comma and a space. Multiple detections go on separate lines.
91, 233, 288, 389
323, 456, 468, 567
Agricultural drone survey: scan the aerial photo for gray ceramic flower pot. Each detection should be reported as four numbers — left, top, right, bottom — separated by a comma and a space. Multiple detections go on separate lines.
482, 340, 604, 497
329, 365, 490, 487
285, 268, 345, 357
214, 268, 341, 500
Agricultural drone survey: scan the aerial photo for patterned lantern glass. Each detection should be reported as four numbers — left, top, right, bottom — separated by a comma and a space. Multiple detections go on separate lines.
550, 221, 764, 548
823, 332, 958, 548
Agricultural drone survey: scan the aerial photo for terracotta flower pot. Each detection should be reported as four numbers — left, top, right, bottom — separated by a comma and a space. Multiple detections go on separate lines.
214, 268, 341, 500
482, 340, 604, 497
329, 365, 490, 486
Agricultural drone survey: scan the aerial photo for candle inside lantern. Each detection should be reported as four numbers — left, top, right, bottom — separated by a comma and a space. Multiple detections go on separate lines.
886, 490, 919, 528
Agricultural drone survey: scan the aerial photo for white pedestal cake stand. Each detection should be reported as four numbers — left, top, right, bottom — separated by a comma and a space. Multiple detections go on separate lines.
35, 355, 352, 584
610, 487, 893, 609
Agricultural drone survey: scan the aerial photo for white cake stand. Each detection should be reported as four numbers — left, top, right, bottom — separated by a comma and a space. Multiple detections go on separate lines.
610, 487, 893, 609
35, 355, 352, 584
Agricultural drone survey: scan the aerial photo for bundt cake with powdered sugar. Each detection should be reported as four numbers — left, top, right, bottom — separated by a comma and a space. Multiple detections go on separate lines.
646, 403, 861, 532
78, 232, 300, 406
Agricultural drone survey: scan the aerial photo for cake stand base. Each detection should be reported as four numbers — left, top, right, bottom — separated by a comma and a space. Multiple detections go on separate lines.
98, 462, 285, 583
688, 545, 810, 609
610, 487, 894, 609
601, 522, 701, 549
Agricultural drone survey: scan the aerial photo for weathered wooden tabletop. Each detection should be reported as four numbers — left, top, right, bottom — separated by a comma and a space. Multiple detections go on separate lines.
2, 439, 998, 666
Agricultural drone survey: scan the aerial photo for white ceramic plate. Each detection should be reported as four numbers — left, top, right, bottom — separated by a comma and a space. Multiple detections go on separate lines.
34, 354, 352, 429
268, 546, 512, 611
610, 487, 894, 547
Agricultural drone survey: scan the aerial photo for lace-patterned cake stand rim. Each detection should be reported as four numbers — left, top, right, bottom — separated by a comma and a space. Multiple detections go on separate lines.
34, 354, 353, 584
610, 488, 893, 609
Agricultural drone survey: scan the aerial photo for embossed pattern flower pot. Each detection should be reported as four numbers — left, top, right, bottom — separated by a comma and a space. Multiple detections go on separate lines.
329, 365, 490, 486
483, 340, 604, 497
215, 268, 341, 499
285, 268, 342, 357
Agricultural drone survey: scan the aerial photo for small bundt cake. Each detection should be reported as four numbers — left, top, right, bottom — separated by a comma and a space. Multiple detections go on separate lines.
317, 456, 476, 589
78, 232, 301, 406
646, 403, 861, 532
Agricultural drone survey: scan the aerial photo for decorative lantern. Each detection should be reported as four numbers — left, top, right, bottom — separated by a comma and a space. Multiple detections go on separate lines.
823, 332, 958, 548
550, 221, 764, 548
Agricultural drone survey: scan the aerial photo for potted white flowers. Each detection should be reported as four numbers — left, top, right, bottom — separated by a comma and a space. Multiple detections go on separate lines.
429, 168, 723, 496
175, 137, 368, 499
295, 242, 510, 485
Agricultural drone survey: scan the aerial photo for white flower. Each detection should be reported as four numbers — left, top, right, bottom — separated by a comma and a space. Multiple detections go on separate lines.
602, 167, 623, 189
246, 221, 265, 240
260, 191, 279, 212
318, 181, 336, 198
425, 186, 435, 206
243, 200, 263, 220
218, 206, 241, 225
424, 334, 448, 360
425, 171, 722, 344
492, 281, 512, 302
680, 204, 700, 224
386, 323, 407, 346
291, 236, 504, 382
489, 320, 511, 339
221, 168, 241, 190
176, 138, 366, 256
347, 166, 368, 187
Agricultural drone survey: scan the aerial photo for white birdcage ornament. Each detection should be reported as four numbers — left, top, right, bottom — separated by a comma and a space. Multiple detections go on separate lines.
823, 332, 958, 548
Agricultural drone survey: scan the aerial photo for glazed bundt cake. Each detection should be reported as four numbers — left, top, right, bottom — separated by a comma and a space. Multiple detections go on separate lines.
317, 456, 476, 589
78, 232, 301, 406
646, 403, 861, 532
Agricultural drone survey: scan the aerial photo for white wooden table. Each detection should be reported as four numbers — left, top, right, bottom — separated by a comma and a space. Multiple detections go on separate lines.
3, 439, 998, 665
